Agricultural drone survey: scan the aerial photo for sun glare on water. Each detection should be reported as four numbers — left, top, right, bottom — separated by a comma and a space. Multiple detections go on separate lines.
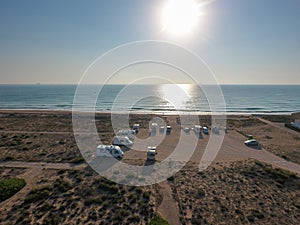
161, 84, 191, 109
161, 0, 201, 36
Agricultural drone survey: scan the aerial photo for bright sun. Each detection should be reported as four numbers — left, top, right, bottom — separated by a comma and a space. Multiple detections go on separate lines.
162, 0, 201, 36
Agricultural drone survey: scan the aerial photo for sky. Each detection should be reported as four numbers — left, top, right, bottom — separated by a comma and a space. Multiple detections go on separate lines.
0, 0, 300, 84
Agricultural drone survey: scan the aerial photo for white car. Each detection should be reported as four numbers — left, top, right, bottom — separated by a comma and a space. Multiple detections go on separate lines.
244, 139, 259, 146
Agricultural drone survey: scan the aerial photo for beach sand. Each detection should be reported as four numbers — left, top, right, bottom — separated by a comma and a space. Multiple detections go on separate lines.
0, 110, 299, 224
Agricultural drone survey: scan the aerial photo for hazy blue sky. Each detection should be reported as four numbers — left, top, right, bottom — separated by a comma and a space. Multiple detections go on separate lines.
0, 0, 299, 84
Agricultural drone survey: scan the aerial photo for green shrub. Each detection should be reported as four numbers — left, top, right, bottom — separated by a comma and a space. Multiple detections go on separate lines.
150, 215, 169, 225
142, 191, 150, 200
25, 185, 51, 203
71, 157, 85, 163
167, 176, 174, 182
198, 188, 205, 198
251, 209, 265, 219
0, 178, 26, 201
4, 156, 15, 161
84, 197, 102, 206
54, 180, 71, 192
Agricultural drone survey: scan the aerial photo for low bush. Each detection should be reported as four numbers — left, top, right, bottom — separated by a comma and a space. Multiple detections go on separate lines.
150, 215, 169, 225
0, 178, 26, 201
25, 185, 51, 203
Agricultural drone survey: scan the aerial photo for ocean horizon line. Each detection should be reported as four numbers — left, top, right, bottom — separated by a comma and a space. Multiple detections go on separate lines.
0, 83, 300, 86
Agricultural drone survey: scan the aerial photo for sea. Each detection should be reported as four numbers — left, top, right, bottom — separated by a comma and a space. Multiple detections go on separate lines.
0, 84, 299, 115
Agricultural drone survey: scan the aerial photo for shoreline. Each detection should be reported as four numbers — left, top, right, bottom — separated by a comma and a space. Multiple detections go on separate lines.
0, 109, 295, 116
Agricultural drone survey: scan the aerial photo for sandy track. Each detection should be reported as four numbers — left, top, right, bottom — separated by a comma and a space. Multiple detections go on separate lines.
256, 117, 300, 136
0, 161, 86, 170
219, 131, 300, 174
158, 181, 181, 225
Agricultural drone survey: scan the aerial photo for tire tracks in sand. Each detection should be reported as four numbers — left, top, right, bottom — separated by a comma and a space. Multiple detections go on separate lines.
158, 181, 181, 225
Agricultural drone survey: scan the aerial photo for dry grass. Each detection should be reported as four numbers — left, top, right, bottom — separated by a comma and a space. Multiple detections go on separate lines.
169, 161, 300, 225
0, 167, 159, 225
241, 124, 300, 164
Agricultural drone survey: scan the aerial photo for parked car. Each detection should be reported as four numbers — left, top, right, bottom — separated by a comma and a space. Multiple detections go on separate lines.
203, 127, 209, 134
166, 125, 172, 134
159, 126, 165, 133
212, 126, 220, 134
133, 124, 140, 133
244, 139, 259, 146
183, 127, 190, 133
247, 135, 254, 140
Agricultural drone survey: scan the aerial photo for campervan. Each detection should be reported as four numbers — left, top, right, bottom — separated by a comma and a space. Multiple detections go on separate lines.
150, 123, 158, 134
116, 130, 136, 141
150, 123, 158, 130
147, 147, 157, 161
159, 126, 165, 133
112, 136, 133, 146
194, 125, 202, 134
96, 145, 124, 158
166, 125, 172, 134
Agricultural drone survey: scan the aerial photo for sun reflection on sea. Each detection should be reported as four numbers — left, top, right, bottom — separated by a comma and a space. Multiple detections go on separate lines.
160, 84, 192, 109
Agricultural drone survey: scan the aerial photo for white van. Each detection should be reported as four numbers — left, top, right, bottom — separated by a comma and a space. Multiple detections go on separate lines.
194, 125, 202, 133
133, 124, 140, 133
116, 130, 136, 141
112, 136, 133, 146
96, 145, 124, 158
150, 123, 158, 133
166, 125, 172, 132
147, 147, 157, 161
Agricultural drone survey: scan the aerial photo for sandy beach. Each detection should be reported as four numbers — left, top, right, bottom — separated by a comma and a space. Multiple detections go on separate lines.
0, 110, 299, 224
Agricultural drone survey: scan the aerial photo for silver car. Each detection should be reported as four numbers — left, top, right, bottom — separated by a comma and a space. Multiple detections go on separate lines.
244, 139, 259, 146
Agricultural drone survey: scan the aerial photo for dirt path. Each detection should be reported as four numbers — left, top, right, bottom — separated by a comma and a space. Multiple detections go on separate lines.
0, 167, 43, 212
216, 130, 300, 175
0, 161, 86, 170
256, 117, 300, 136
158, 181, 181, 225
0, 130, 99, 135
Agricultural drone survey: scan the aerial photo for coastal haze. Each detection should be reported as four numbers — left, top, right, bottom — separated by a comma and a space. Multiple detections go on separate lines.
0, 0, 300, 225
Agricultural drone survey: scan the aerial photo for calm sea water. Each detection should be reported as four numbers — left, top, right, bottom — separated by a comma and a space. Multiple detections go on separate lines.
0, 84, 299, 114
